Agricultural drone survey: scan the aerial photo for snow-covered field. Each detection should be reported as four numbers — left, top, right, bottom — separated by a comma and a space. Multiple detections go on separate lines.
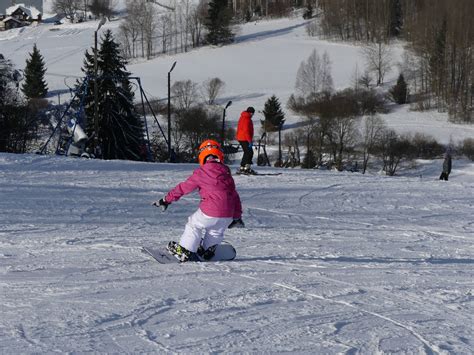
0, 153, 473, 353
2, 11, 474, 144
1, 4, 474, 353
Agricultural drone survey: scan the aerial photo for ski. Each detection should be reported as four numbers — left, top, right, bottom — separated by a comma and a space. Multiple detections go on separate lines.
235, 170, 282, 176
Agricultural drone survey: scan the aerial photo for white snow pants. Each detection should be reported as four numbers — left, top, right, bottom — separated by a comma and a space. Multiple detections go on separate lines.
179, 209, 233, 252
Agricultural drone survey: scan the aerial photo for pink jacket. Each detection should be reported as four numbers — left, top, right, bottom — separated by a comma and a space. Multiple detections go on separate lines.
165, 161, 242, 219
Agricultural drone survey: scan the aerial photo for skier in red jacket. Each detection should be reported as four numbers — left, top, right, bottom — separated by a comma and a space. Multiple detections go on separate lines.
236, 107, 256, 174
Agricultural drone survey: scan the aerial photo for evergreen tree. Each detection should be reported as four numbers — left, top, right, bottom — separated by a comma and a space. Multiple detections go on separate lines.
429, 17, 447, 100
388, 0, 402, 37
303, 4, 313, 20
75, 30, 145, 161
302, 149, 317, 169
205, 0, 234, 45
0, 55, 34, 153
262, 95, 285, 131
262, 95, 285, 167
21, 44, 48, 99
390, 74, 408, 104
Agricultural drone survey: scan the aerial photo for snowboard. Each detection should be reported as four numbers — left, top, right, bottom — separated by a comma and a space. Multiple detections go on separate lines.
142, 242, 236, 264
235, 170, 282, 176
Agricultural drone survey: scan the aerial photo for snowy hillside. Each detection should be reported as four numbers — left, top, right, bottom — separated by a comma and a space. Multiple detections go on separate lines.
1, 13, 473, 144
0, 153, 473, 353
1, 9, 473, 352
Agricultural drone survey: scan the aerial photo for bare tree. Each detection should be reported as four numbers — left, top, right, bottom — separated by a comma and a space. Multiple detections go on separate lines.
82, 0, 90, 20
172, 80, 199, 110
142, 2, 159, 59
295, 49, 334, 98
89, 0, 117, 19
295, 49, 322, 97
360, 114, 385, 174
189, 0, 207, 47
331, 114, 359, 171
320, 51, 334, 94
119, 0, 142, 58
159, 14, 173, 54
53, 0, 82, 22
377, 130, 414, 176
202, 77, 225, 105
361, 40, 392, 86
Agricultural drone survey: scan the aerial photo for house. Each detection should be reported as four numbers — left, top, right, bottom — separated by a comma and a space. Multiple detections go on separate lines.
6, 4, 42, 22
0, 16, 22, 31
0, 3, 42, 31
0, 1, 43, 15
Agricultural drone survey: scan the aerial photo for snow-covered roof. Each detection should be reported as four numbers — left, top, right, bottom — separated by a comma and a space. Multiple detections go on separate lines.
6, 3, 42, 19
2, 16, 23, 23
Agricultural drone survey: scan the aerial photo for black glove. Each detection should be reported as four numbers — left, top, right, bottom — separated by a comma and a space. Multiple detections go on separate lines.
153, 198, 170, 212
228, 218, 245, 229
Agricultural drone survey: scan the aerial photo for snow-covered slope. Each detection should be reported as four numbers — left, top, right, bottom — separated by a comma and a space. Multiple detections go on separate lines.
1, 14, 473, 144
0, 153, 473, 353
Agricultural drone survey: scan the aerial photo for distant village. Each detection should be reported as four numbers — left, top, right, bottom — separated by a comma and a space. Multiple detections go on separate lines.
0, 3, 42, 31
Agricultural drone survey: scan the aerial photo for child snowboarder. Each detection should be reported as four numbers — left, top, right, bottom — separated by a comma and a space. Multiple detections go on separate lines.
153, 139, 244, 262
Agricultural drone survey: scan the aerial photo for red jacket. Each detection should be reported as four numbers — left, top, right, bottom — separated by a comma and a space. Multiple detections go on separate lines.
236, 111, 254, 142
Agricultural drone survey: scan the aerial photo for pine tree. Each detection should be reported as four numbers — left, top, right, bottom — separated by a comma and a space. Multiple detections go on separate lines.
21, 44, 48, 99
430, 17, 447, 102
262, 95, 285, 131
75, 30, 145, 161
388, 0, 403, 37
302, 150, 317, 169
262, 95, 285, 167
205, 0, 234, 45
303, 4, 313, 20
0, 55, 34, 153
390, 74, 408, 104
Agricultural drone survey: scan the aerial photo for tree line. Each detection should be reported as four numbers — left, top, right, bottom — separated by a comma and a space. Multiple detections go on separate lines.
3, 0, 473, 169
52, 0, 116, 22
311, 0, 473, 123
0, 47, 49, 154
117, 0, 308, 60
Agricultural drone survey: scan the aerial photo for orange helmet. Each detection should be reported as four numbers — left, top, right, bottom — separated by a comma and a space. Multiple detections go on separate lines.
198, 139, 224, 165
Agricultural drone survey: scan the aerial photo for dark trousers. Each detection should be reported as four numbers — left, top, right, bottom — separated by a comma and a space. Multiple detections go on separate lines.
239, 141, 253, 167
439, 172, 449, 181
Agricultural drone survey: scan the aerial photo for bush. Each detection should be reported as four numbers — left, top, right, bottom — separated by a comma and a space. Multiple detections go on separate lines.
175, 106, 221, 158
411, 133, 444, 158
460, 138, 474, 160
357, 88, 387, 114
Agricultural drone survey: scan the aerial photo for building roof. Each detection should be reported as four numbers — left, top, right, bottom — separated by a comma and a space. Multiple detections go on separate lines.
1, 16, 23, 25
6, 3, 42, 19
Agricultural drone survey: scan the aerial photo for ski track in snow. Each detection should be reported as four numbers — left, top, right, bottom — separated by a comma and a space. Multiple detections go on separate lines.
0, 12, 472, 352
1, 155, 473, 353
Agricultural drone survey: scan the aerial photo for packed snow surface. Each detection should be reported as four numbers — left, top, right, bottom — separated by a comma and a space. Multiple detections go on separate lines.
0, 153, 473, 353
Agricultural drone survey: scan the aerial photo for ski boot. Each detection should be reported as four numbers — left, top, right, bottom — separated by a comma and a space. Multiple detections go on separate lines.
243, 164, 257, 175
197, 245, 217, 261
167, 241, 191, 262
236, 166, 246, 175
